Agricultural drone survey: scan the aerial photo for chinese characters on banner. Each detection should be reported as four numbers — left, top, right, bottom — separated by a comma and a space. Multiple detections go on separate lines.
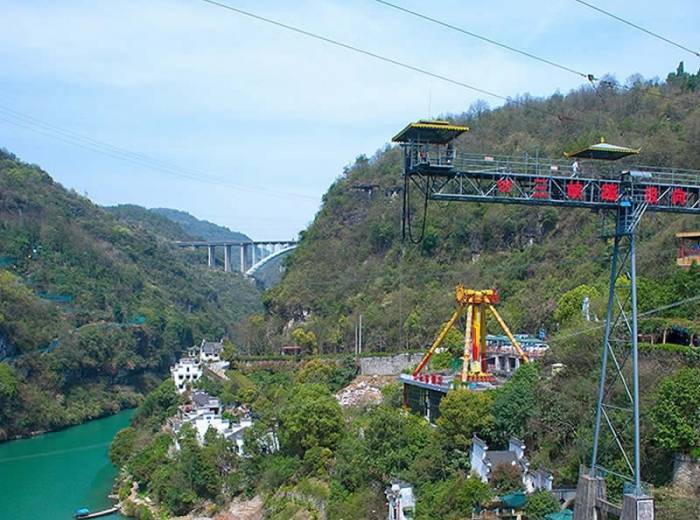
671, 188, 687, 206
497, 178, 513, 194
600, 183, 618, 202
533, 178, 549, 199
567, 181, 584, 200
644, 186, 659, 204
491, 177, 690, 207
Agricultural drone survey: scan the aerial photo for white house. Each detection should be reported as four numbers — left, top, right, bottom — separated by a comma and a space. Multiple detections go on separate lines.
470, 435, 553, 493
170, 357, 202, 394
385, 479, 415, 520
199, 339, 224, 364
171, 391, 274, 456
226, 416, 254, 455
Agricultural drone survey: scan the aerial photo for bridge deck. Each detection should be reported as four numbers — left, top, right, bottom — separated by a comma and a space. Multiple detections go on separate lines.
175, 240, 297, 247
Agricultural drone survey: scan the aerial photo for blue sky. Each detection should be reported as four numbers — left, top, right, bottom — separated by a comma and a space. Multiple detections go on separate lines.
1, 0, 698, 238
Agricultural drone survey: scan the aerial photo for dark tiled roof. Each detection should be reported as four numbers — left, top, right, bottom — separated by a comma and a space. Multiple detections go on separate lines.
485, 450, 520, 468
192, 391, 217, 407
201, 341, 224, 354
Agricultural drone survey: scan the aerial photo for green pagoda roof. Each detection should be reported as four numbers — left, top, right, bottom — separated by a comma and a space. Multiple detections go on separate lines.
564, 138, 640, 161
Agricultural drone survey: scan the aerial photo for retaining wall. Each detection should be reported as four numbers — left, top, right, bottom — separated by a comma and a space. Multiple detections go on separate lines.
359, 353, 424, 376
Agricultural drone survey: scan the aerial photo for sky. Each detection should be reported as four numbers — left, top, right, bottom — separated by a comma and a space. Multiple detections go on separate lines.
1, 0, 698, 239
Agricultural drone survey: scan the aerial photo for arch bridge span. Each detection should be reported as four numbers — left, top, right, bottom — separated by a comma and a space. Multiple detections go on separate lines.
174, 240, 298, 274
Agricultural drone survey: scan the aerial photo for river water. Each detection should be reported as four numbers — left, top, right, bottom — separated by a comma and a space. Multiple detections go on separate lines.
0, 409, 134, 520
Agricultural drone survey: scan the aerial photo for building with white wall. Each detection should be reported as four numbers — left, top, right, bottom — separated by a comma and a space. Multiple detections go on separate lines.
385, 479, 415, 520
471, 435, 553, 493
199, 339, 224, 364
170, 357, 202, 394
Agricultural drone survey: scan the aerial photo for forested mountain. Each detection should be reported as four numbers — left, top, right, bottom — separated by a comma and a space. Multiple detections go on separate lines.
0, 152, 262, 439
152, 207, 251, 242
105, 66, 700, 518
262, 65, 700, 354
106, 204, 196, 241
231, 64, 700, 510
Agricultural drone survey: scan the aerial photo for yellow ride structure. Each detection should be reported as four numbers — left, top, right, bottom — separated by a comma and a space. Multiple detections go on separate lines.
412, 285, 529, 384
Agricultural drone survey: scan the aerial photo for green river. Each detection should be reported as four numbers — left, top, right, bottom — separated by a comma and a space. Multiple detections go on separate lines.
0, 409, 134, 520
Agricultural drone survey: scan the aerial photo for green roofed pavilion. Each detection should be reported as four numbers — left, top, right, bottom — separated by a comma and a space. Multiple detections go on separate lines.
545, 509, 573, 520
564, 137, 640, 161
392, 120, 469, 144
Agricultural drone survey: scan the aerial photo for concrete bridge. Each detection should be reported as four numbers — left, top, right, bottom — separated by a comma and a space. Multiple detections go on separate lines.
174, 240, 298, 275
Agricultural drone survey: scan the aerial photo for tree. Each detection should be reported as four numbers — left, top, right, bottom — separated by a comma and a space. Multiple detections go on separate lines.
492, 363, 539, 440
649, 368, 700, 455
296, 358, 335, 386
278, 383, 344, 457
128, 433, 172, 486
291, 328, 318, 355
0, 363, 18, 401
554, 284, 601, 324
437, 389, 495, 453
109, 426, 137, 467
491, 463, 523, 494
525, 490, 559, 520
417, 474, 492, 520
364, 406, 430, 480
132, 379, 179, 431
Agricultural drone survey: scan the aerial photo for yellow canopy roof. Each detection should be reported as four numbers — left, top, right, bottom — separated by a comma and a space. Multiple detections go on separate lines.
392, 120, 469, 144
564, 138, 640, 161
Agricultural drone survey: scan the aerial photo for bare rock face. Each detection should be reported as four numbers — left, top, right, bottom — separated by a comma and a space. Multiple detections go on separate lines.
215, 496, 264, 520
336, 375, 394, 407
672, 454, 700, 497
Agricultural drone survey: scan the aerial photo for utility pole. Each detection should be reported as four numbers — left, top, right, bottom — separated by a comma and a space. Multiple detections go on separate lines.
358, 314, 363, 355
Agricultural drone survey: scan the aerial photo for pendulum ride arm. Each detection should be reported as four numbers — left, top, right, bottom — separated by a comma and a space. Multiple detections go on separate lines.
412, 306, 463, 376
487, 304, 530, 363
461, 304, 474, 383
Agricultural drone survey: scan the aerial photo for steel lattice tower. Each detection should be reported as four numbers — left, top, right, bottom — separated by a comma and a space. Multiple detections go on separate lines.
393, 120, 700, 519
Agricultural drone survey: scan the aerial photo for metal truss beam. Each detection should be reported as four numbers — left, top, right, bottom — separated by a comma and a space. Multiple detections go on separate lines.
406, 165, 700, 215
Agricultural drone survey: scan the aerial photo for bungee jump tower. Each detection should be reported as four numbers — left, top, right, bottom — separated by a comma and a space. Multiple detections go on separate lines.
393, 119, 700, 519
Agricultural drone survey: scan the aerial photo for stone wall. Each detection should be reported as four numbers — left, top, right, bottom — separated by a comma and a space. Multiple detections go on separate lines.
672, 453, 700, 496
359, 353, 424, 376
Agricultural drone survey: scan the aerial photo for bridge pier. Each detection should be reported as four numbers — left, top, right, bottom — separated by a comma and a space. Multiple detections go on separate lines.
224, 245, 232, 272
174, 240, 298, 274
207, 245, 216, 268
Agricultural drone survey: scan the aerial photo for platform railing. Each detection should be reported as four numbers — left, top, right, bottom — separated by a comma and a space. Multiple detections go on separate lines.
405, 146, 700, 187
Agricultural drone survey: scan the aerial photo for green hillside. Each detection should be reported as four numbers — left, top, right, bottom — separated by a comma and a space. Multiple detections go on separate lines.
106, 204, 195, 241
262, 66, 700, 354
152, 207, 251, 242
0, 151, 262, 439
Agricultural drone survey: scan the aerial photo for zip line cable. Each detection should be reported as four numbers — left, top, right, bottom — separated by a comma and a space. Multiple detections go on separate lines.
373, 0, 689, 105
196, 0, 693, 133
196, 0, 598, 126
572, 0, 700, 59
191, 3, 700, 350
198, 0, 509, 103
0, 105, 317, 201
373, 0, 596, 81
551, 293, 700, 343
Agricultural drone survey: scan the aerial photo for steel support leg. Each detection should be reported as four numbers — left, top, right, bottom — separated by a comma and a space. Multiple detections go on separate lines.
629, 235, 642, 496
587, 205, 645, 502
591, 236, 620, 474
